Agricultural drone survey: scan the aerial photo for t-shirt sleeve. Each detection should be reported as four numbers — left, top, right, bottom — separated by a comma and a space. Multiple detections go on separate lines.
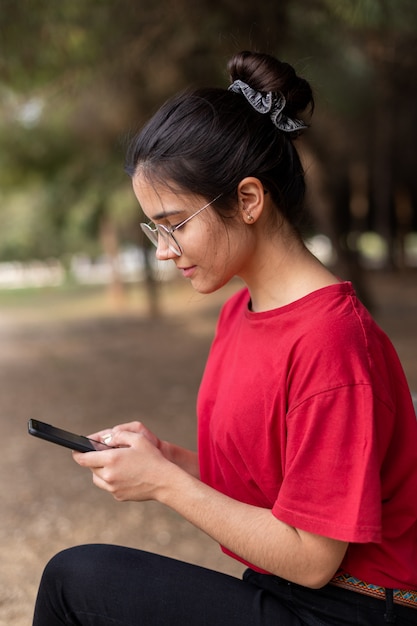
272, 383, 383, 543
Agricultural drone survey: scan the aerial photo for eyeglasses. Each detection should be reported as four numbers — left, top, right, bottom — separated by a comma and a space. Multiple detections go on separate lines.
140, 193, 223, 257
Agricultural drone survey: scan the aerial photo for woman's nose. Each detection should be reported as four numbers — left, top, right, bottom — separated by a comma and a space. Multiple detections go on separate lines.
155, 235, 178, 261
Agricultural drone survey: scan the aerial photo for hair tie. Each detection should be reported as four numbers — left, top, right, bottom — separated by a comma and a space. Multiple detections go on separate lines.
228, 79, 307, 133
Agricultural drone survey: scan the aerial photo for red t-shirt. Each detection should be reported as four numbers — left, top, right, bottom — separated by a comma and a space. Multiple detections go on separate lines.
198, 282, 417, 589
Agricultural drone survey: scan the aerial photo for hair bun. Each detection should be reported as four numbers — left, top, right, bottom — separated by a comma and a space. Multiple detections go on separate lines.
228, 51, 314, 120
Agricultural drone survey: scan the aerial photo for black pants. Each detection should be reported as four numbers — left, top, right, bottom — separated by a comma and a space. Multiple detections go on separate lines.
32, 544, 416, 625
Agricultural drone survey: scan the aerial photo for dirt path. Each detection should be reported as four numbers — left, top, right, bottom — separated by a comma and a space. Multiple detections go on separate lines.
1, 272, 416, 625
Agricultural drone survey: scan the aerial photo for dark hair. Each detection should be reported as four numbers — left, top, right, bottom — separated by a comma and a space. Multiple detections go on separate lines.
125, 51, 314, 227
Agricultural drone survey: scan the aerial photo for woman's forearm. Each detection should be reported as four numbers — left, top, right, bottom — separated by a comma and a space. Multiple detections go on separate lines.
76, 429, 346, 588
156, 461, 347, 588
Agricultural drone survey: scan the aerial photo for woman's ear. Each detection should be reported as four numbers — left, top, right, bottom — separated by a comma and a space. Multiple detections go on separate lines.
237, 177, 266, 224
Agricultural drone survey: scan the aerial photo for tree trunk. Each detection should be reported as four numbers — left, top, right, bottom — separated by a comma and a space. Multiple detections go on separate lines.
99, 215, 126, 308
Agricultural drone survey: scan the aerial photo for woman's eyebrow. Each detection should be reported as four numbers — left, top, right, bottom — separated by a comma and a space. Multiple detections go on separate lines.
151, 209, 182, 222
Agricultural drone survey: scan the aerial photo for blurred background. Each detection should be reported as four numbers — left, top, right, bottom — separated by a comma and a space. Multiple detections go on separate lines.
0, 1, 416, 624
0, 0, 416, 308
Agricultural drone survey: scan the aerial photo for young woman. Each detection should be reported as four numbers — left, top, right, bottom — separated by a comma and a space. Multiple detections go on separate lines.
33, 51, 417, 625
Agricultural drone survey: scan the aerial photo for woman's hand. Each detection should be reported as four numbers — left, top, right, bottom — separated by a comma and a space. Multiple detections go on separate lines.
73, 421, 200, 500
88, 420, 161, 450
73, 422, 170, 502
89, 420, 200, 479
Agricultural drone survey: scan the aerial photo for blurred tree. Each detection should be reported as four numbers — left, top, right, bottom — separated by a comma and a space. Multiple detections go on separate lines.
0, 0, 295, 310
282, 0, 417, 303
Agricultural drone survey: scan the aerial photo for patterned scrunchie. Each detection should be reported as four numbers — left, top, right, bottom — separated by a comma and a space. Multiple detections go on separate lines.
228, 79, 307, 133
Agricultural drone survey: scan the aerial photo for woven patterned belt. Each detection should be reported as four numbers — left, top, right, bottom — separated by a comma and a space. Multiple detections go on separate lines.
330, 571, 417, 609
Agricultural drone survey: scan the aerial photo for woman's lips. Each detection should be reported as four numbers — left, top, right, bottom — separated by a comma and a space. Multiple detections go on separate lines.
178, 266, 196, 278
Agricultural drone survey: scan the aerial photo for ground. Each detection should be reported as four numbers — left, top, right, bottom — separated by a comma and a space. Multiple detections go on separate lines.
0, 271, 416, 626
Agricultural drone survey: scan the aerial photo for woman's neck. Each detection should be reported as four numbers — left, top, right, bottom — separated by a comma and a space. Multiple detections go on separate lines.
241, 237, 339, 313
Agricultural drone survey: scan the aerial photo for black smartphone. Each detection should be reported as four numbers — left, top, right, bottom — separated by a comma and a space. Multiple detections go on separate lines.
28, 419, 113, 453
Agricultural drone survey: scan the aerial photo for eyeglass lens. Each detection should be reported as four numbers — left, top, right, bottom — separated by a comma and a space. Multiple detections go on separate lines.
140, 224, 181, 256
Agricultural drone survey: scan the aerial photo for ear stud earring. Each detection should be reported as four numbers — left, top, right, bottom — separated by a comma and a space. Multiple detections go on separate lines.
246, 214, 254, 222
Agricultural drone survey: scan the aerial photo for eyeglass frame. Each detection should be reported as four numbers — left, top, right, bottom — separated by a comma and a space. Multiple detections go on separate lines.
140, 193, 223, 257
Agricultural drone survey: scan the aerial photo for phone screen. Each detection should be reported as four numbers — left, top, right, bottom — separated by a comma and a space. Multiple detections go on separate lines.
28, 419, 112, 453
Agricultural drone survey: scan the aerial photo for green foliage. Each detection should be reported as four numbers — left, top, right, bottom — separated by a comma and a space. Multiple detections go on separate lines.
321, 0, 417, 32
